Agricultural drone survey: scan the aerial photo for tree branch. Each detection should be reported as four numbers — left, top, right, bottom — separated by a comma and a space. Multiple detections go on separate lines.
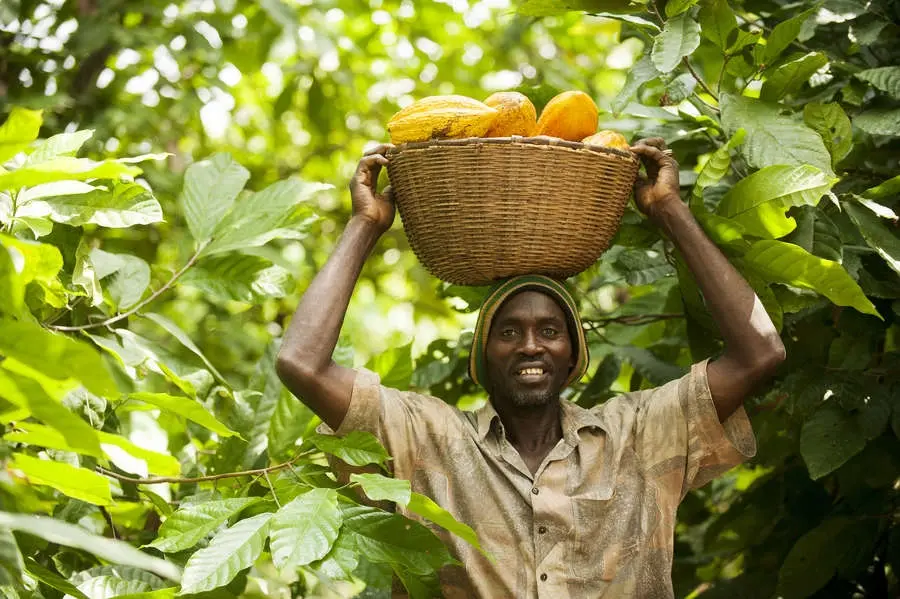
96, 451, 310, 485
584, 313, 684, 327
683, 57, 719, 102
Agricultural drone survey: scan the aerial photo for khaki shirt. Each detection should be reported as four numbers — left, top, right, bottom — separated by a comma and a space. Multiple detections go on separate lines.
327, 360, 756, 598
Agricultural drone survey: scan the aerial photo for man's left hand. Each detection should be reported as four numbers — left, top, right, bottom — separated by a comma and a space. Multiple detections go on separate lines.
630, 137, 681, 223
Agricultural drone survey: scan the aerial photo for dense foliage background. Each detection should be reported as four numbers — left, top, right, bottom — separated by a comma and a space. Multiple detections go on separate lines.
1, 0, 899, 597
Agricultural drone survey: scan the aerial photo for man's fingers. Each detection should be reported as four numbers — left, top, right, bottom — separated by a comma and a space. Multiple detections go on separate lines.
364, 143, 396, 157
631, 137, 667, 151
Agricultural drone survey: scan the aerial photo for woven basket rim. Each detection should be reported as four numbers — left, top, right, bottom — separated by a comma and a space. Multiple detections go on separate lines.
385, 135, 639, 163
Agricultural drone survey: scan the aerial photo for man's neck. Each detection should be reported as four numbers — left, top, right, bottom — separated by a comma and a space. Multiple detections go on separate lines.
491, 398, 563, 472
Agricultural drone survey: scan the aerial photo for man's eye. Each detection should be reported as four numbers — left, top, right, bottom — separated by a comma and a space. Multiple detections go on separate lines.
501, 329, 517, 337
542, 328, 558, 337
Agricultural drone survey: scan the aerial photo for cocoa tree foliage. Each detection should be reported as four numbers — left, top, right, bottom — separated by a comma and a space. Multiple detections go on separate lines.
0, 0, 899, 597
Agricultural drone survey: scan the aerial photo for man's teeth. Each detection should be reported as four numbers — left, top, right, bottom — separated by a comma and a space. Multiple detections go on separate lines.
518, 368, 544, 375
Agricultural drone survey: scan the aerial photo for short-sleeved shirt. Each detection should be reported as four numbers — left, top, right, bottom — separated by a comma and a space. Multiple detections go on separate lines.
322, 359, 756, 598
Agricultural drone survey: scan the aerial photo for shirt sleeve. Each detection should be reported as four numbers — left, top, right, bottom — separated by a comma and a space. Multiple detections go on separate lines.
629, 359, 757, 497
315, 367, 462, 476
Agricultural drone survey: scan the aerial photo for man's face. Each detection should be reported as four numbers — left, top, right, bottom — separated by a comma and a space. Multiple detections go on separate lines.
484, 290, 575, 408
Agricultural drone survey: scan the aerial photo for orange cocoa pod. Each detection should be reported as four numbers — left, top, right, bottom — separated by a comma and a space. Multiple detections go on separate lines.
482, 91, 538, 137
535, 91, 599, 141
582, 130, 631, 151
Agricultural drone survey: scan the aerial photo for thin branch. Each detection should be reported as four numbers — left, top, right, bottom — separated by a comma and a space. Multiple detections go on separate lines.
584, 313, 685, 327
716, 55, 733, 95
683, 57, 719, 102
49, 243, 207, 332
96, 452, 310, 485
265, 471, 282, 508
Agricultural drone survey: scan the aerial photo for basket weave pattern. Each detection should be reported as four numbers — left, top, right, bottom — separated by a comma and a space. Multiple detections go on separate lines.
387, 137, 640, 286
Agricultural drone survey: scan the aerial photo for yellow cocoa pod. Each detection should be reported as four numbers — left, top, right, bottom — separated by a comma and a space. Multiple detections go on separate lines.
535, 91, 599, 141
482, 91, 537, 137
387, 95, 499, 144
582, 130, 631, 151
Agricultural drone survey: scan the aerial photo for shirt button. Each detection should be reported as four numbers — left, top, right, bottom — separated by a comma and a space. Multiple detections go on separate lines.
538, 526, 547, 534
531, 487, 539, 495
540, 573, 548, 581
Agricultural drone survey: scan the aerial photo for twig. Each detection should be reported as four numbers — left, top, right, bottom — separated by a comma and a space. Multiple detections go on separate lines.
265, 471, 282, 508
99, 506, 118, 540
96, 452, 309, 485
584, 313, 684, 327
683, 57, 719, 102
49, 243, 207, 332
716, 56, 733, 94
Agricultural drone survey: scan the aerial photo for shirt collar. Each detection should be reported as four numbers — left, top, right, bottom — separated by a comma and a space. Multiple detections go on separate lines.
474, 398, 606, 443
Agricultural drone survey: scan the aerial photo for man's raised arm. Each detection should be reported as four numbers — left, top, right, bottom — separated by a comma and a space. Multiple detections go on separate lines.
276, 144, 395, 431
630, 138, 786, 422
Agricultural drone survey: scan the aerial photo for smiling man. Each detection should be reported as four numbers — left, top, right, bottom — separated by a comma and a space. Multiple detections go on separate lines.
276, 139, 786, 597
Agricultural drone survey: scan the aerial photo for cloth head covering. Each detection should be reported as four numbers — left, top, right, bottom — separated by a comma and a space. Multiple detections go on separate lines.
468, 274, 589, 391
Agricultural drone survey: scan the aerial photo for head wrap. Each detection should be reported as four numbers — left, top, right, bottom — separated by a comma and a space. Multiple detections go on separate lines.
468, 274, 589, 391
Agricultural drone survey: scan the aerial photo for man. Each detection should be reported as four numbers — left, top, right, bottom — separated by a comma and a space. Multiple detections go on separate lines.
276, 138, 786, 597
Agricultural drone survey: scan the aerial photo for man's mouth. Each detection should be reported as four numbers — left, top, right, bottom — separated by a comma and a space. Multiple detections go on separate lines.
514, 365, 550, 383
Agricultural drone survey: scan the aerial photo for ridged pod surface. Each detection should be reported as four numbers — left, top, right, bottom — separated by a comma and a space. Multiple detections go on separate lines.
536, 91, 599, 141
482, 91, 537, 137
387, 95, 499, 144
582, 130, 631, 151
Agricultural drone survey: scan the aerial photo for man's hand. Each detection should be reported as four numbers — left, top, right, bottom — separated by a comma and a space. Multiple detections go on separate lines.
350, 144, 395, 235
630, 137, 681, 224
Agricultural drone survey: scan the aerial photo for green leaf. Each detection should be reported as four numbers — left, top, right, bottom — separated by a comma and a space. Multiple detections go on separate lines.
785, 207, 842, 262
0, 512, 181, 582
9, 453, 111, 505
147, 498, 260, 553
365, 342, 413, 390
90, 249, 151, 310
743, 240, 879, 317
717, 165, 836, 238
761, 8, 815, 65
270, 489, 342, 570
180, 153, 250, 245
665, 0, 698, 17
651, 13, 701, 74
267, 391, 311, 461
844, 201, 900, 276
72, 239, 103, 307
33, 182, 163, 228
0, 233, 63, 286
23, 558, 89, 599
720, 93, 833, 174
179, 255, 293, 303
407, 492, 486, 555
861, 174, 900, 200
855, 66, 900, 98
0, 108, 42, 163
97, 430, 181, 477
0, 158, 143, 192
179, 512, 272, 594
853, 108, 900, 136
697, 0, 736, 51
692, 128, 745, 202
0, 243, 25, 317
800, 406, 868, 479
308, 431, 390, 468
141, 313, 227, 385
202, 179, 328, 257
803, 102, 853, 166
515, 0, 644, 16
75, 575, 155, 598
4, 421, 103, 458
110, 589, 177, 599
760, 52, 828, 101
611, 55, 659, 114
25, 130, 94, 165
129, 393, 238, 438
351, 473, 412, 505
0, 527, 24, 587
0, 317, 117, 397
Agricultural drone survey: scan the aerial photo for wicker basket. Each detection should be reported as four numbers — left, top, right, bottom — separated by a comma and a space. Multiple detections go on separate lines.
386, 136, 640, 286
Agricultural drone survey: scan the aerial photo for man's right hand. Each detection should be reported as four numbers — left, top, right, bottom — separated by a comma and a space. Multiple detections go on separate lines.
350, 144, 395, 235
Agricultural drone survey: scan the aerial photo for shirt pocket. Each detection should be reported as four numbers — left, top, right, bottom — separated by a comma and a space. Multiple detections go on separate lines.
569, 496, 640, 582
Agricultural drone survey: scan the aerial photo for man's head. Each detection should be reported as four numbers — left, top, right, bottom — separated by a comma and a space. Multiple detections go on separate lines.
468, 275, 589, 406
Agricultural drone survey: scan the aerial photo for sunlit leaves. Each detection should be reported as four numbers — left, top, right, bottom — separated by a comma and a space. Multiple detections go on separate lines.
692, 128, 745, 202
141, 313, 228, 384
270, 489, 342, 569
352, 473, 412, 505
515, 0, 645, 16
129, 393, 238, 438
697, 0, 736, 51
758, 7, 816, 65
651, 13, 701, 74
27, 182, 164, 228
180, 153, 250, 245
267, 391, 311, 461
0, 107, 42, 163
10, 454, 111, 505
407, 493, 485, 555
803, 103, 853, 166
853, 108, 900, 136
90, 249, 151, 309
179, 512, 272, 594
25, 130, 94, 165
611, 55, 660, 114
760, 52, 828, 101
147, 498, 261, 553
366, 342, 414, 390
308, 431, 390, 468
0, 158, 142, 192
180, 254, 293, 302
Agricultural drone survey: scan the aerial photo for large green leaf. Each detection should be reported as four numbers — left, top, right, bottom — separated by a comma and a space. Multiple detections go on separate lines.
180, 153, 250, 245
0, 317, 117, 397
760, 7, 815, 65
0, 233, 63, 287
270, 489, 342, 570
366, 342, 413, 390
861, 174, 900, 201
717, 165, 836, 238
308, 431, 390, 468
853, 108, 900, 136
651, 13, 701, 74
179, 254, 293, 302
785, 207, 842, 263
351, 473, 412, 505
743, 240, 879, 317
800, 405, 868, 480
90, 249, 151, 310
147, 498, 260, 553
141, 313, 227, 385
407, 492, 486, 555
129, 393, 238, 438
24, 558, 90, 599
697, 0, 736, 51
854, 66, 900, 98
720, 93, 833, 174
803, 102, 853, 166
201, 179, 327, 257
0, 512, 181, 581
74, 575, 155, 599
843, 201, 900, 276
0, 158, 143, 192
4, 421, 104, 458
267, 390, 311, 461
611, 55, 659, 114
760, 52, 828, 101
25, 130, 94, 165
179, 512, 272, 594
10, 453, 111, 505
0, 527, 24, 587
692, 129, 745, 203
32, 182, 163, 228
0, 107, 42, 163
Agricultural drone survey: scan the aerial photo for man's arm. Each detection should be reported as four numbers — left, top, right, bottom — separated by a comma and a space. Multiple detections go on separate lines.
275, 144, 395, 431
630, 138, 786, 422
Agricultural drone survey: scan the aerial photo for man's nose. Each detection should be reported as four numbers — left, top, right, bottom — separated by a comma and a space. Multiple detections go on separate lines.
519, 330, 543, 355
